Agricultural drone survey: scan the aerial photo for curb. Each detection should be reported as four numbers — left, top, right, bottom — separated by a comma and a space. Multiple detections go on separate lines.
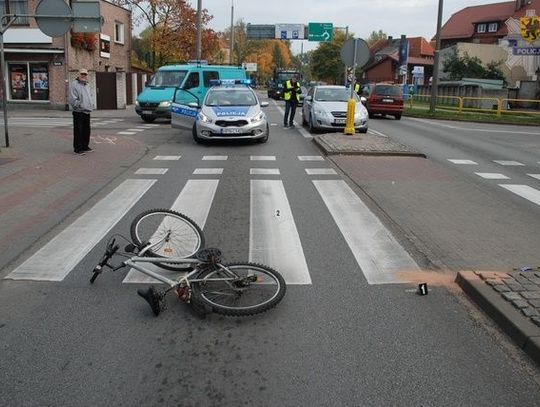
456, 271, 540, 365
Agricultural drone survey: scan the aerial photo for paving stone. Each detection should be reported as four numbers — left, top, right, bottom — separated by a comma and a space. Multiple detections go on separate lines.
507, 283, 525, 292
531, 317, 540, 327
512, 299, 530, 309
528, 299, 540, 308
522, 284, 540, 291
502, 292, 522, 301
493, 285, 511, 293
522, 307, 540, 317
525, 277, 540, 285
502, 277, 517, 284
515, 276, 531, 284
521, 291, 540, 300
485, 278, 502, 286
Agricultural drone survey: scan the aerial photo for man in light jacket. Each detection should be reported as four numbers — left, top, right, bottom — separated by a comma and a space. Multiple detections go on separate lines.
68, 68, 93, 155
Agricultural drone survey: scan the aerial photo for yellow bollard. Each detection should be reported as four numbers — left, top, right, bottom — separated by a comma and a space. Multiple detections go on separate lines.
344, 98, 356, 135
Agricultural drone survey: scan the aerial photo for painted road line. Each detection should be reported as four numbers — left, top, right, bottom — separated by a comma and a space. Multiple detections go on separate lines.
298, 156, 324, 161
118, 131, 136, 135
124, 179, 219, 284
475, 173, 510, 180
273, 102, 311, 138
135, 168, 169, 175
499, 184, 540, 207
305, 168, 337, 175
368, 128, 389, 138
193, 168, 223, 175
154, 155, 181, 160
528, 174, 540, 180
313, 180, 419, 284
6, 179, 156, 281
447, 159, 478, 165
493, 160, 525, 166
126, 128, 145, 132
250, 168, 280, 175
203, 155, 228, 160
251, 156, 276, 161
250, 180, 311, 285
408, 117, 540, 135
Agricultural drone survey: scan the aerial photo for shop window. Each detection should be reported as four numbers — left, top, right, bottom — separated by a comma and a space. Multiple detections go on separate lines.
0, 0, 29, 24
114, 22, 124, 44
8, 62, 49, 101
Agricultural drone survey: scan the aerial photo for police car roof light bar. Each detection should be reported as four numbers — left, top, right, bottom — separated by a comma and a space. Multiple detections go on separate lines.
209, 79, 252, 86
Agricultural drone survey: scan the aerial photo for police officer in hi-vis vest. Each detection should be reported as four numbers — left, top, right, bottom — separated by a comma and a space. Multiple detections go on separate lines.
283, 74, 301, 128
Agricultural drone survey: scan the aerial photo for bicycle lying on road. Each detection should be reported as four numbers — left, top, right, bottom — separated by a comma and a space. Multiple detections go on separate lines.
90, 209, 287, 317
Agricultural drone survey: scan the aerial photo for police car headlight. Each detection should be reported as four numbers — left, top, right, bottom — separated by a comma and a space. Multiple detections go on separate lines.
159, 100, 172, 108
198, 112, 212, 123
314, 108, 327, 117
251, 112, 265, 123
135, 100, 140, 107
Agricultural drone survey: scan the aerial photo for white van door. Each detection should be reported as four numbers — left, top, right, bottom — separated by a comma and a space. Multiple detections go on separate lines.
171, 89, 200, 130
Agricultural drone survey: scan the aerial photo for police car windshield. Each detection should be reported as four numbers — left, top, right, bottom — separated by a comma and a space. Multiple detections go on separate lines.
315, 88, 359, 102
206, 89, 257, 106
148, 70, 187, 87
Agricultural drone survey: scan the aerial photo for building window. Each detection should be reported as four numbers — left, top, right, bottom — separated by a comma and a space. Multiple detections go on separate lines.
100, 33, 111, 58
476, 23, 486, 33
8, 62, 49, 101
0, 0, 29, 25
488, 22, 498, 32
114, 22, 124, 44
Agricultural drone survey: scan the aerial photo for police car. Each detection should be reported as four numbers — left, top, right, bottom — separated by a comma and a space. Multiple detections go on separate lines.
171, 79, 269, 143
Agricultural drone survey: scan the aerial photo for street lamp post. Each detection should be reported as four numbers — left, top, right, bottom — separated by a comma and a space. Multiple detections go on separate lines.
229, 0, 234, 65
429, 0, 443, 112
196, 0, 202, 60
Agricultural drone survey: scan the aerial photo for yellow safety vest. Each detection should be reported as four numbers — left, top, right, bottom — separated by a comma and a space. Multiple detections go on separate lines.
284, 80, 301, 102
354, 83, 361, 93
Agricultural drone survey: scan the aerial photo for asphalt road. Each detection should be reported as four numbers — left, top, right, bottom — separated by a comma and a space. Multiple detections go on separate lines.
1, 104, 539, 406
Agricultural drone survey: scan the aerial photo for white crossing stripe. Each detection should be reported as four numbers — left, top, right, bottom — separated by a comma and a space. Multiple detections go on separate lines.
118, 131, 136, 135
474, 172, 510, 179
135, 168, 168, 175
127, 128, 145, 132
448, 159, 478, 165
499, 184, 540, 206
250, 168, 280, 175
250, 180, 311, 285
305, 168, 337, 175
298, 156, 324, 161
494, 160, 525, 166
5, 179, 156, 281
154, 155, 181, 160
528, 174, 540, 180
203, 155, 228, 160
251, 156, 276, 161
193, 168, 223, 175
123, 180, 219, 284
313, 180, 419, 284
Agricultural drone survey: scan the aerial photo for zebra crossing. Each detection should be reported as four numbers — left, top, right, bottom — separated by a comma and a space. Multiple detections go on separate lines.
5, 154, 420, 285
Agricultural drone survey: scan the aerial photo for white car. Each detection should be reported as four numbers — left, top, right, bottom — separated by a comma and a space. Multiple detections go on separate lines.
302, 85, 369, 133
171, 79, 269, 143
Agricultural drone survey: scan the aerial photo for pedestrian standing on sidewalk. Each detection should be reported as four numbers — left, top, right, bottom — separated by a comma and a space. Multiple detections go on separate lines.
68, 68, 93, 155
283, 74, 301, 128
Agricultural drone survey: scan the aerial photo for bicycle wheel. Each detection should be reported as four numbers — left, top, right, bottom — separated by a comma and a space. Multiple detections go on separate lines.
192, 263, 286, 316
130, 209, 205, 271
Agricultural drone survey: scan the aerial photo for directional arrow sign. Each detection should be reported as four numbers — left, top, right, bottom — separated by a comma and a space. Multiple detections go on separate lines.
308, 22, 333, 42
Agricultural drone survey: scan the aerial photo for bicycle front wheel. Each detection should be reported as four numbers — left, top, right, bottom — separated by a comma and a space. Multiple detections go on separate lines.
193, 263, 286, 316
130, 209, 205, 271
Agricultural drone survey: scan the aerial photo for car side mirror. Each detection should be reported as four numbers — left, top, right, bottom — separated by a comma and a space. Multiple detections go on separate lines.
305, 96, 313, 102
260, 101, 269, 107
188, 102, 199, 108
360, 96, 367, 105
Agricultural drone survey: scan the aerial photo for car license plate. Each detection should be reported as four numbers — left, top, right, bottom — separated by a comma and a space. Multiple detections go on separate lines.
142, 110, 153, 115
334, 118, 346, 124
382, 98, 394, 103
222, 128, 241, 134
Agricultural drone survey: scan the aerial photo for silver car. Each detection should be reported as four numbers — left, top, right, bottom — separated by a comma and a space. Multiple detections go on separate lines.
302, 85, 369, 133
171, 81, 269, 143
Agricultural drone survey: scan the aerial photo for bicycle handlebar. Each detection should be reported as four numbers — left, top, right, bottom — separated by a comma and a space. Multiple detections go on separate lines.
90, 239, 120, 284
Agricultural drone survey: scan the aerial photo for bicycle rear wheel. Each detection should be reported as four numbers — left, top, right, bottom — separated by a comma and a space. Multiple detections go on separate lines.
130, 209, 205, 271
193, 263, 286, 316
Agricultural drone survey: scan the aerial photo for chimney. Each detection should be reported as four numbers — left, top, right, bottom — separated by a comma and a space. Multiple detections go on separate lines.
387, 36, 393, 46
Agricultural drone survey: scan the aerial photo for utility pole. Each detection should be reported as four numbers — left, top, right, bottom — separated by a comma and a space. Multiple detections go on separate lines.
229, 0, 234, 65
430, 0, 443, 112
196, 0, 202, 60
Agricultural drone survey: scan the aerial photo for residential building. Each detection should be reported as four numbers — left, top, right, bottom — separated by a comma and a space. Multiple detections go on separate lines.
0, 0, 131, 109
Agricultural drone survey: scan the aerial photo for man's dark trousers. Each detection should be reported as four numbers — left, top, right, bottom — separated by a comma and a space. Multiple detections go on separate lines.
73, 111, 90, 152
284, 99, 298, 126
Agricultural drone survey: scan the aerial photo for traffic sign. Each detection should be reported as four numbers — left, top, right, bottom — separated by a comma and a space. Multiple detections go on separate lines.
275, 24, 305, 40
340, 38, 370, 67
35, 0, 73, 37
308, 22, 333, 42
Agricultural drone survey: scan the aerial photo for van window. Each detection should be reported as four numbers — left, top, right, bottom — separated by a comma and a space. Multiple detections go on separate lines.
203, 71, 219, 87
183, 72, 200, 90
148, 70, 187, 87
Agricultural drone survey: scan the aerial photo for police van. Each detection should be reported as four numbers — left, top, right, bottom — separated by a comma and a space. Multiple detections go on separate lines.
135, 61, 247, 123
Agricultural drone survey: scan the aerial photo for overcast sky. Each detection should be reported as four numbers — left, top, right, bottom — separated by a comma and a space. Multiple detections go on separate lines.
183, 0, 511, 54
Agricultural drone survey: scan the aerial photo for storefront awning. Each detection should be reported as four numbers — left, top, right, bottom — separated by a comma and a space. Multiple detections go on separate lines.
4, 48, 64, 54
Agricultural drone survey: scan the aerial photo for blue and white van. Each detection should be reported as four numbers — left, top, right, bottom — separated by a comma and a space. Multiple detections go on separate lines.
135, 62, 247, 123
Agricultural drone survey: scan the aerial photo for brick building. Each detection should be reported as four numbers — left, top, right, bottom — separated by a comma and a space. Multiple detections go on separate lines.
0, 0, 131, 109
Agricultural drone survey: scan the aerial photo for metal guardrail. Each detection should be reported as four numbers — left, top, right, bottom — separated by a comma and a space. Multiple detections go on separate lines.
408, 94, 540, 117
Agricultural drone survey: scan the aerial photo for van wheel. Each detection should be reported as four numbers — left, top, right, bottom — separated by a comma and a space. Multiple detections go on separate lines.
394, 114, 402, 120
308, 115, 318, 134
142, 115, 156, 123
192, 124, 204, 144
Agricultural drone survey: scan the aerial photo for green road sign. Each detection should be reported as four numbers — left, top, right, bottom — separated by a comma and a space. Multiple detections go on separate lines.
308, 22, 333, 42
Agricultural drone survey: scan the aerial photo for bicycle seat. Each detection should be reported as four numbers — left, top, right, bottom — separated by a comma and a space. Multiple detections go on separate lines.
195, 248, 222, 263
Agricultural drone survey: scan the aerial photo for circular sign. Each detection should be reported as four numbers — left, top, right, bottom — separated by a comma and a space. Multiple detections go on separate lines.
35, 0, 73, 37
340, 38, 370, 67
